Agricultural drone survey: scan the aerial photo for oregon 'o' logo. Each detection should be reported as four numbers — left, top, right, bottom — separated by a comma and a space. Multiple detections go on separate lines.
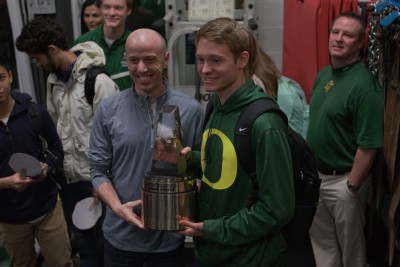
201, 128, 237, 190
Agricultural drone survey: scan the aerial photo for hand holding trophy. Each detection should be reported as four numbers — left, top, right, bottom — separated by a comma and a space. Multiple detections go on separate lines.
142, 105, 196, 231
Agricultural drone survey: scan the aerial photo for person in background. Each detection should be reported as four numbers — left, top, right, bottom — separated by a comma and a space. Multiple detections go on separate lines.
125, 0, 157, 33
0, 55, 73, 267
249, 32, 314, 267
307, 12, 384, 267
177, 17, 294, 267
16, 16, 118, 267
140, 0, 165, 20
88, 28, 204, 266
249, 31, 309, 138
75, 0, 133, 91
81, 0, 103, 33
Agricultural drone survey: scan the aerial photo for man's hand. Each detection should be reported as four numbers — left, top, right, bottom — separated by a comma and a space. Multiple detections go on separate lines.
30, 162, 49, 182
114, 200, 144, 229
153, 139, 192, 164
8, 173, 35, 192
177, 216, 203, 237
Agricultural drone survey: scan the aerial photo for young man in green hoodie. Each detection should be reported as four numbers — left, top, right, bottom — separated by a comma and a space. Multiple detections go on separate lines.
74, 0, 133, 91
177, 17, 295, 266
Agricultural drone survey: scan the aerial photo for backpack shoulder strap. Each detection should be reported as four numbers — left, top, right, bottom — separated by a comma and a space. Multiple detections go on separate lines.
27, 101, 46, 154
234, 98, 287, 177
27, 101, 43, 137
84, 66, 108, 107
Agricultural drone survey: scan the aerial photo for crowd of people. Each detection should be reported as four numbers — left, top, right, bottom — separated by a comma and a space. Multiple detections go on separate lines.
0, 0, 383, 266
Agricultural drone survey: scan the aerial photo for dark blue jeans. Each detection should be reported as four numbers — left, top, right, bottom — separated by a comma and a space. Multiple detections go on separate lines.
60, 180, 103, 267
104, 238, 185, 267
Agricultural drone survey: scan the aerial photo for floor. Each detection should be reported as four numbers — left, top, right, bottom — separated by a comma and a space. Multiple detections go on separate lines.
0, 244, 195, 267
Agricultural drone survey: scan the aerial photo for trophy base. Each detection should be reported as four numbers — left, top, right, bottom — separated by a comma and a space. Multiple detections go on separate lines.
142, 174, 196, 231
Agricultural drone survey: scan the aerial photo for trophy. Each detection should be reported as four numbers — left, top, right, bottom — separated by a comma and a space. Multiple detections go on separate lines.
141, 105, 196, 231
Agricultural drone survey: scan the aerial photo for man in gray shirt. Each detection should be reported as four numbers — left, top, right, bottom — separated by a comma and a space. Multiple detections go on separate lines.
88, 28, 204, 266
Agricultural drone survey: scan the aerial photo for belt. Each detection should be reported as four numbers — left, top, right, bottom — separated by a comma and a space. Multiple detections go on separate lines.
318, 167, 348, 176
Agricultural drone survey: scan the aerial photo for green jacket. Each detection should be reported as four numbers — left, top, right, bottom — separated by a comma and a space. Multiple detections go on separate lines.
191, 80, 295, 266
74, 26, 132, 91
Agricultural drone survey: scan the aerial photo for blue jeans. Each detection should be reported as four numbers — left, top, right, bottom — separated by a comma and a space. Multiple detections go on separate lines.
60, 181, 103, 267
104, 238, 185, 267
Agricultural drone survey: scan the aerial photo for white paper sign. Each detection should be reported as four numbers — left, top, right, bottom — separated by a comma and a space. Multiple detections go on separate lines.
188, 0, 235, 21
30, 0, 56, 14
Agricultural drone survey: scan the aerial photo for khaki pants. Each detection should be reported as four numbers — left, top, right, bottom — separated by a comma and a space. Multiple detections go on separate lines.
0, 200, 73, 267
310, 173, 371, 267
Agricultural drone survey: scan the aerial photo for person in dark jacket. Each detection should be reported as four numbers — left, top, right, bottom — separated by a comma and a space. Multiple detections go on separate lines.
0, 56, 73, 267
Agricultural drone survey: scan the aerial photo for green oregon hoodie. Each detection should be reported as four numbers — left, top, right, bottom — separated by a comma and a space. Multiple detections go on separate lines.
192, 80, 295, 266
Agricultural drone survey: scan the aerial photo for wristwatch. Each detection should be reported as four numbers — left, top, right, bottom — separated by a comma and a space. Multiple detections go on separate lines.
347, 180, 360, 192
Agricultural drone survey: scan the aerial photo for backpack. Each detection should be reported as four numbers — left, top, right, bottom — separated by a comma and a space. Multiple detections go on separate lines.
49, 65, 109, 107
84, 66, 109, 107
205, 98, 321, 245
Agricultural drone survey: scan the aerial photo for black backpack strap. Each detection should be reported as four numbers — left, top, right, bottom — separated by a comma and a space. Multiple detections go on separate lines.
27, 102, 46, 155
84, 66, 108, 107
27, 102, 41, 134
27, 102, 63, 188
234, 98, 287, 179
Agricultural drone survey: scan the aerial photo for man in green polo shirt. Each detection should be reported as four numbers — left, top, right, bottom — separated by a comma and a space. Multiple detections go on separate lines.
307, 12, 384, 267
75, 0, 133, 91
